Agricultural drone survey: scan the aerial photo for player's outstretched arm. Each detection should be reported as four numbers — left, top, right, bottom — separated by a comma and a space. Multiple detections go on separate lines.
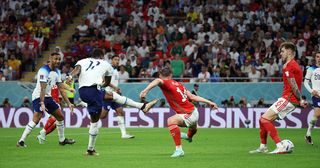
67, 65, 81, 83
57, 83, 74, 112
140, 78, 163, 99
186, 90, 218, 109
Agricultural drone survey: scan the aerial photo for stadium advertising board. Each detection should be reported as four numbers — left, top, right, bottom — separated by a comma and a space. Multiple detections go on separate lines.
0, 107, 319, 128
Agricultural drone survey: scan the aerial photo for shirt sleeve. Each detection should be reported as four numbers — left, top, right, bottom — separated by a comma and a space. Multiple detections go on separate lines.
304, 67, 313, 80
56, 70, 62, 83
38, 68, 49, 83
284, 63, 295, 78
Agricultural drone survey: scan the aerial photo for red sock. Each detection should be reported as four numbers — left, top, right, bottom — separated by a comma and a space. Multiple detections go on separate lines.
187, 127, 197, 139
260, 117, 281, 144
259, 118, 267, 144
44, 117, 57, 135
168, 124, 181, 146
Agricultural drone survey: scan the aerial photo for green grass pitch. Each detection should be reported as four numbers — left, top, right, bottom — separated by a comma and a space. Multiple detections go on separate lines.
0, 128, 319, 168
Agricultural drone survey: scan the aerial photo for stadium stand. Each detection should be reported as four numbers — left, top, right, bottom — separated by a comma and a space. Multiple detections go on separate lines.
1, 0, 319, 83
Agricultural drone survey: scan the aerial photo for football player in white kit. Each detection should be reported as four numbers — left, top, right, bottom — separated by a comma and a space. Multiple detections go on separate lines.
304, 52, 320, 145
100, 55, 134, 139
67, 49, 158, 156
17, 53, 75, 147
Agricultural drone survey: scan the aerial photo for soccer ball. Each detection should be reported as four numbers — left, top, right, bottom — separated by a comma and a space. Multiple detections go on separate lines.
281, 139, 294, 153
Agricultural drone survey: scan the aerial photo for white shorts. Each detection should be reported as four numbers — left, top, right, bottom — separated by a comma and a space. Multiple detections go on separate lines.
268, 98, 296, 119
177, 108, 199, 127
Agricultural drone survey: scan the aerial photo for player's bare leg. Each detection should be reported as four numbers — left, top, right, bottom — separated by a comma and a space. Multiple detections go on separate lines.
105, 92, 159, 113
37, 116, 57, 144
115, 107, 134, 139
17, 112, 43, 147
87, 113, 100, 156
51, 109, 75, 145
305, 107, 320, 145
100, 108, 109, 119
167, 115, 185, 157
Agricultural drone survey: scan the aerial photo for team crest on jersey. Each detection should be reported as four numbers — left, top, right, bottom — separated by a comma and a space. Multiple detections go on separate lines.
285, 71, 289, 77
171, 81, 179, 86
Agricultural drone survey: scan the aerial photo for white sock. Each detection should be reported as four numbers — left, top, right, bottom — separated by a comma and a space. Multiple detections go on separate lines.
112, 92, 143, 109
259, 143, 266, 148
56, 120, 65, 142
306, 117, 317, 136
88, 122, 99, 151
176, 145, 182, 150
117, 116, 126, 136
19, 121, 36, 142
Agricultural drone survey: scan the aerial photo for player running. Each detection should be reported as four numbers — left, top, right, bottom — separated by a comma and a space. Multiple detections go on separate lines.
67, 49, 158, 155
304, 52, 320, 145
139, 67, 218, 157
100, 55, 134, 139
17, 53, 75, 147
249, 42, 305, 154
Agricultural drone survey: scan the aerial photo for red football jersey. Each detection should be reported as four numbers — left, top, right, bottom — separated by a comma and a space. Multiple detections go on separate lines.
51, 85, 60, 103
159, 79, 195, 114
281, 59, 303, 104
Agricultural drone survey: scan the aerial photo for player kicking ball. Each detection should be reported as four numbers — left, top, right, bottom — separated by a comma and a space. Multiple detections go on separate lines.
304, 52, 320, 145
140, 67, 218, 157
249, 42, 306, 154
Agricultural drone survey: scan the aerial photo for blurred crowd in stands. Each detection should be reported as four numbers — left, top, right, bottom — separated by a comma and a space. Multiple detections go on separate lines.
1, 0, 320, 83
0, 0, 86, 81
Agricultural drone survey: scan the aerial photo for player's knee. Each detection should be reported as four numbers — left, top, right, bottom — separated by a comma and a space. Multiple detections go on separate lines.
167, 117, 176, 125
100, 111, 107, 119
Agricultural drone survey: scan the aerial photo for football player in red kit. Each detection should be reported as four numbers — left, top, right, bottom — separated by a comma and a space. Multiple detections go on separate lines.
140, 67, 218, 157
249, 42, 306, 154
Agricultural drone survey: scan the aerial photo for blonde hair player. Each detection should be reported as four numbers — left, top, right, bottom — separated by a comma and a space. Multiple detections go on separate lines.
249, 42, 306, 154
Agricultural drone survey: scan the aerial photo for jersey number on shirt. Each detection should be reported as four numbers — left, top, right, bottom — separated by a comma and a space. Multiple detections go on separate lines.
176, 87, 187, 102
85, 61, 100, 71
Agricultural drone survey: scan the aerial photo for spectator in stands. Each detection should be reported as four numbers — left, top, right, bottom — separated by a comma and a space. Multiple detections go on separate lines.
0, 98, 11, 107
255, 98, 266, 108
170, 41, 183, 58
197, 65, 210, 82
77, 19, 88, 37
7, 55, 21, 79
171, 54, 184, 79
248, 66, 261, 82
265, 58, 279, 77
238, 97, 252, 108
1, 60, 12, 80
0, 70, 5, 81
21, 96, 31, 107
148, 1, 160, 21
210, 66, 221, 82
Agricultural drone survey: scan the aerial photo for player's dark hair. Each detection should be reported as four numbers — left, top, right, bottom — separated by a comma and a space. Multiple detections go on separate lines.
279, 42, 296, 52
112, 55, 119, 59
50, 52, 60, 57
92, 48, 104, 58
159, 67, 172, 77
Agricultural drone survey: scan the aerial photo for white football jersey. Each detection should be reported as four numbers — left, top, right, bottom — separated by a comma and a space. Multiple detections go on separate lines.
105, 66, 120, 92
76, 58, 114, 88
32, 65, 62, 100
305, 65, 320, 92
